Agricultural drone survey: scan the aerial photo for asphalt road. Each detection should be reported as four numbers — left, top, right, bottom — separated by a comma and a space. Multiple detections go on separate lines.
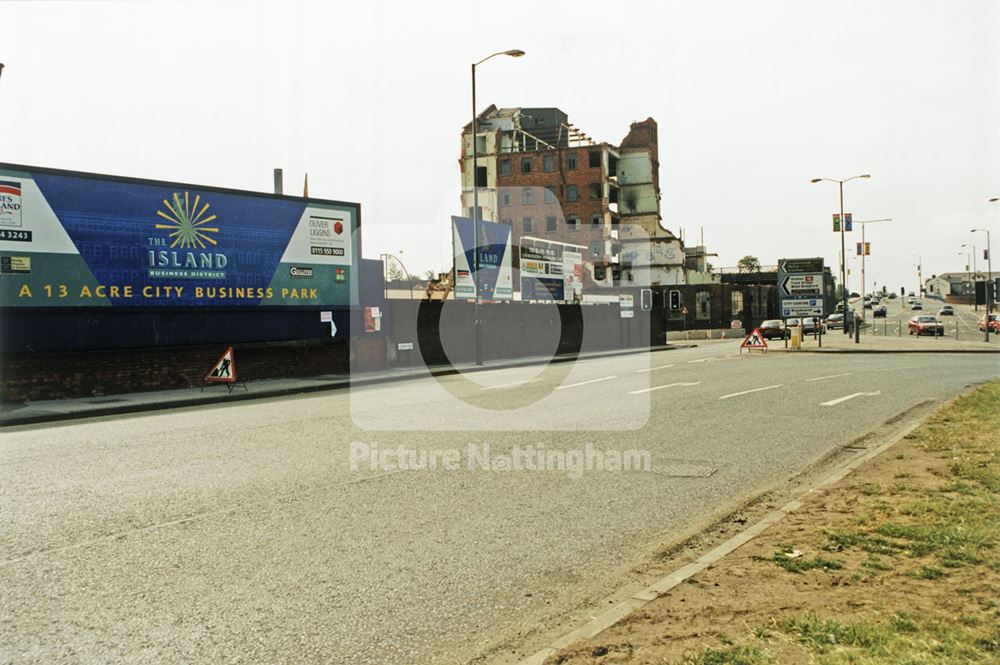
861, 296, 987, 339
2, 343, 998, 664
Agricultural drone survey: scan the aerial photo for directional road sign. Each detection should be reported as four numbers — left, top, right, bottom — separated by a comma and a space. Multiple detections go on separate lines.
781, 298, 824, 317
779, 273, 824, 297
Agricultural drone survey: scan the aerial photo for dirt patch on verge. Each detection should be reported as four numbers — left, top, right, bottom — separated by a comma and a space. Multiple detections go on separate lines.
545, 382, 1000, 664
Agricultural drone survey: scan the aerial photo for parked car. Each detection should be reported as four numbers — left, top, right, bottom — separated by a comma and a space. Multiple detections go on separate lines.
911, 301, 923, 310
758, 319, 789, 340
888, 293, 897, 299
802, 317, 825, 334
908, 315, 944, 336
825, 313, 845, 329
938, 305, 955, 316
873, 305, 888, 318
979, 314, 1000, 333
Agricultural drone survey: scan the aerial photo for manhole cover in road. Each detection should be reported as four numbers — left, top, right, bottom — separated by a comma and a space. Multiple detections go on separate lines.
649, 460, 718, 478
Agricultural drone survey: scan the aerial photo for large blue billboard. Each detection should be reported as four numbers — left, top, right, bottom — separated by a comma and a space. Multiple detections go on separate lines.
0, 164, 360, 308
451, 216, 513, 300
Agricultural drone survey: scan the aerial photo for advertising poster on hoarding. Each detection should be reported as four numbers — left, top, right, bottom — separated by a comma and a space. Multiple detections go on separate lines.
519, 237, 584, 303
451, 216, 513, 300
563, 250, 583, 302
0, 165, 360, 308
520, 242, 564, 301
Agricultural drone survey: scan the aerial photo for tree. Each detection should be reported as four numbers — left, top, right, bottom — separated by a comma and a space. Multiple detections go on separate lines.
386, 262, 405, 282
737, 255, 761, 273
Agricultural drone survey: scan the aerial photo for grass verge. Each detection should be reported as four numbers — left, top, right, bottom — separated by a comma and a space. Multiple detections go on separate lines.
546, 380, 1000, 665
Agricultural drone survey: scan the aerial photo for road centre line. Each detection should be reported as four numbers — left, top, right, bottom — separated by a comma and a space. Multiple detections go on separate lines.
805, 373, 852, 382
718, 384, 783, 400
821, 391, 881, 406
556, 375, 618, 391
636, 364, 675, 373
687, 358, 712, 363
629, 381, 701, 395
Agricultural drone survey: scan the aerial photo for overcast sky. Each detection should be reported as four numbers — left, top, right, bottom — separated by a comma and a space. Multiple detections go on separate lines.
2, 0, 997, 292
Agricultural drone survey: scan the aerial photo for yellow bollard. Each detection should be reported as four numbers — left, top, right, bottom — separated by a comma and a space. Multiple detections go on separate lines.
791, 325, 802, 350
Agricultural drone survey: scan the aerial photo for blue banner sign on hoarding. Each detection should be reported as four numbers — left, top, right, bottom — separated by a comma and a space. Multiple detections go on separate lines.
451, 216, 513, 300
0, 164, 360, 307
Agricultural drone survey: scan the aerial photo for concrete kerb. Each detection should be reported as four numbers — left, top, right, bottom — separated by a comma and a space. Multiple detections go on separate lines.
514, 402, 937, 665
0, 343, 690, 427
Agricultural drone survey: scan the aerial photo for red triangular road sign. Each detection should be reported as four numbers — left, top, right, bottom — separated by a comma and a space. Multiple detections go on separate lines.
740, 328, 769, 352
204, 346, 237, 382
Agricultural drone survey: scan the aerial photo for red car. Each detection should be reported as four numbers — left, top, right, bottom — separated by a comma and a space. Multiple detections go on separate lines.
758, 319, 789, 340
979, 314, 1000, 333
908, 315, 944, 336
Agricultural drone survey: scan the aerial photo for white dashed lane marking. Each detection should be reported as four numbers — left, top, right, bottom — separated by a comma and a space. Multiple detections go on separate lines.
718, 385, 783, 400
805, 373, 852, 382
821, 391, 882, 406
555, 376, 618, 391
636, 364, 675, 373
628, 381, 701, 395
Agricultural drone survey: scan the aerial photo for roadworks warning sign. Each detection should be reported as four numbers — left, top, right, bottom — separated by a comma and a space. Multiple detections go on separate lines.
740, 329, 769, 353
205, 346, 237, 382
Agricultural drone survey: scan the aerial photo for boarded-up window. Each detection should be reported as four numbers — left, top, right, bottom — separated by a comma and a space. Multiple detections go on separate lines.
696, 291, 711, 320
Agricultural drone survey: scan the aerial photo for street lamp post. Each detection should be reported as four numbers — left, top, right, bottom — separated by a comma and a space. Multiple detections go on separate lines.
912, 255, 922, 299
971, 226, 993, 342
811, 175, 871, 334
961, 243, 977, 310
470, 49, 524, 366
852, 218, 892, 322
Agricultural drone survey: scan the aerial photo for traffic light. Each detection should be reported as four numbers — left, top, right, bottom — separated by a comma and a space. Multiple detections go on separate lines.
669, 290, 682, 311
641, 289, 653, 311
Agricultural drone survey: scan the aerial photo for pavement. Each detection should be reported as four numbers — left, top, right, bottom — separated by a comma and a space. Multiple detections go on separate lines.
767, 299, 999, 354
3, 342, 999, 664
4, 317, 996, 428
4, 302, 994, 427
0, 344, 677, 427
767, 331, 999, 353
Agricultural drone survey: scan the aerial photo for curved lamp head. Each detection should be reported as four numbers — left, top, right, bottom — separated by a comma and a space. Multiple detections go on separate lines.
504, 49, 526, 57
989, 197, 999, 202
810, 178, 822, 183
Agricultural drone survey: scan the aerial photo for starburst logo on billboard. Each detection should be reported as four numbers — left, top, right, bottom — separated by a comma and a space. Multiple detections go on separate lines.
156, 191, 219, 249
147, 192, 228, 279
